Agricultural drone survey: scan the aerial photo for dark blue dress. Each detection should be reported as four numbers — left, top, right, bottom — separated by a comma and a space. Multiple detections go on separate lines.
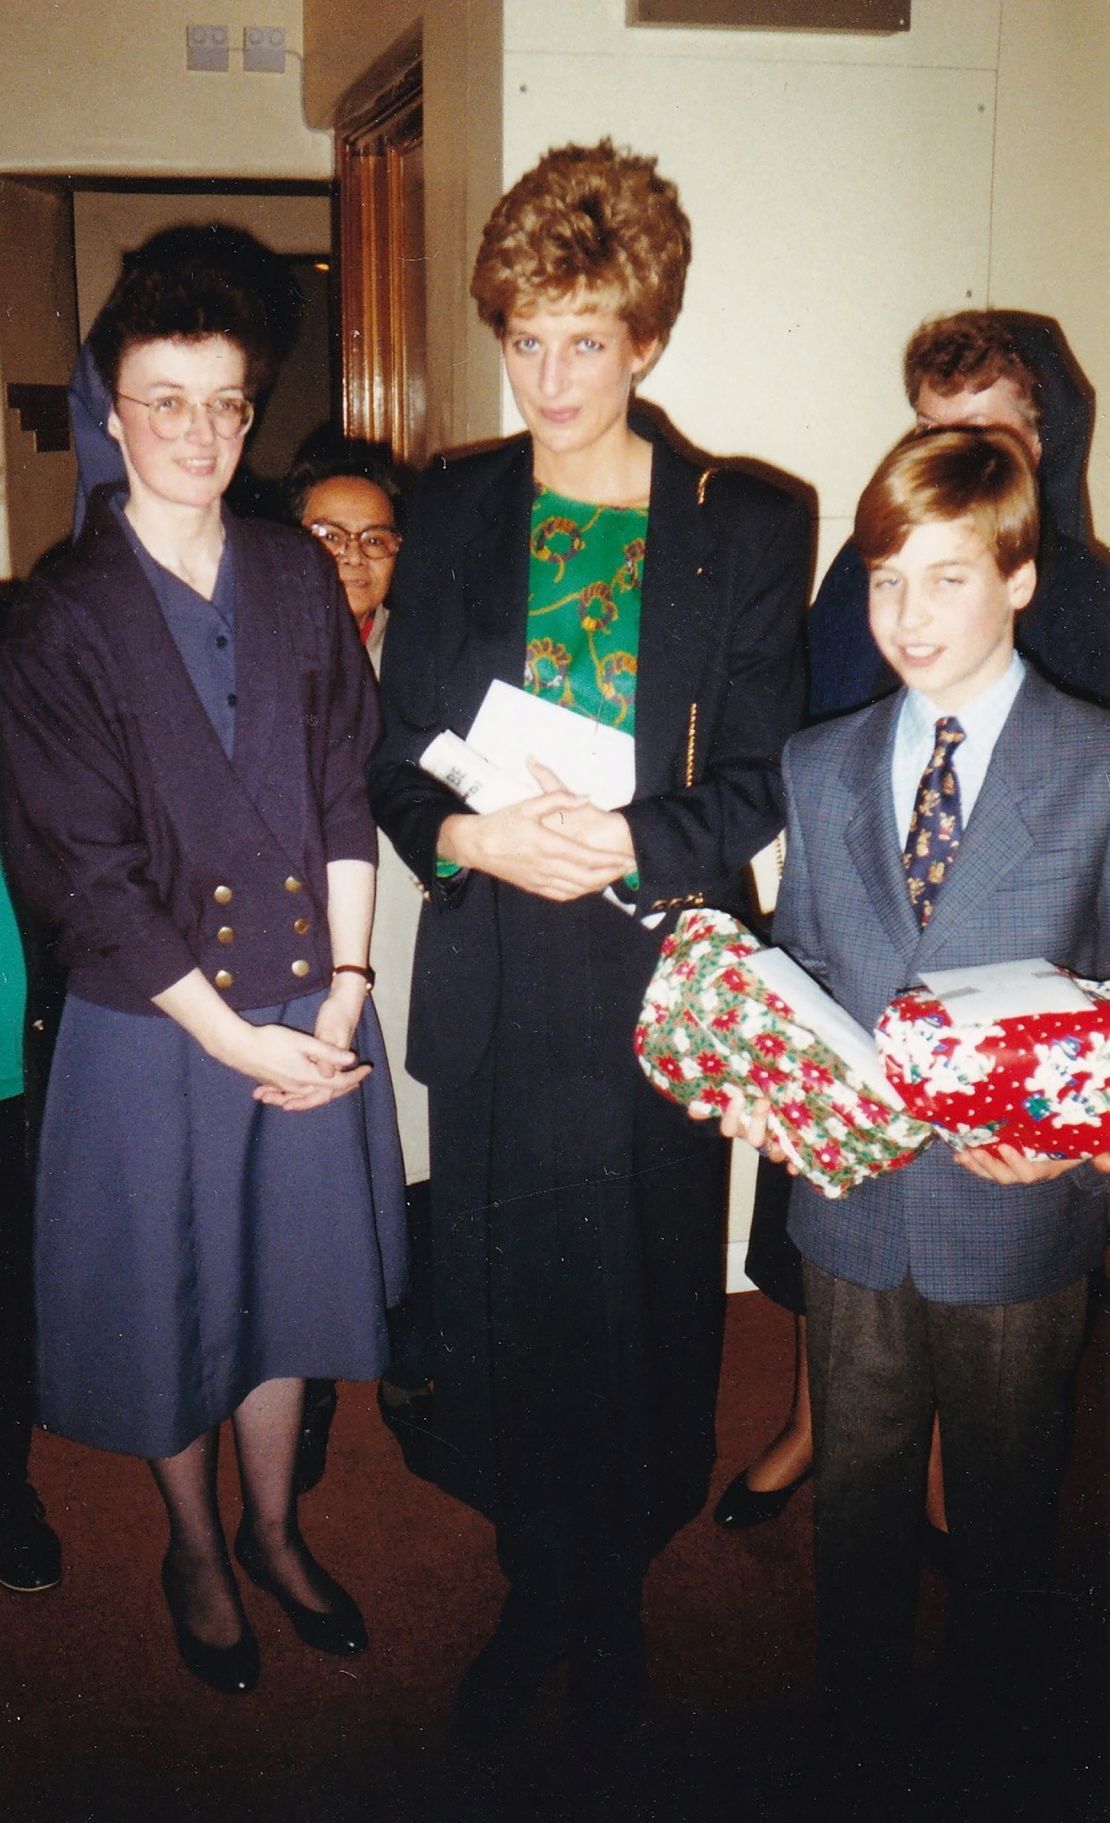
33, 519, 407, 1458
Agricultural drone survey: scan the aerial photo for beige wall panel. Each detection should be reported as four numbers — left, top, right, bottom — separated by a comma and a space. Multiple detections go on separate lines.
502, 52, 994, 532
0, 2, 329, 179
303, 0, 423, 127
420, 1, 506, 450
73, 191, 332, 335
505, 0, 1001, 68
991, 0, 1110, 536
0, 181, 78, 579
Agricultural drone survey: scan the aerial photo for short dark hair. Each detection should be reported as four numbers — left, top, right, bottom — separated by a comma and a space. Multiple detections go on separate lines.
283, 432, 404, 526
470, 139, 691, 350
855, 427, 1039, 576
903, 311, 1041, 433
88, 224, 300, 398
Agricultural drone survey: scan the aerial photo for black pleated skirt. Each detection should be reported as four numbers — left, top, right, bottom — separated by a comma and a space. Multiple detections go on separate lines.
397, 888, 729, 1561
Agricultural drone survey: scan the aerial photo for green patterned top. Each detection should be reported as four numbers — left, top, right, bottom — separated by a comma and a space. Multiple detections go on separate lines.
524, 485, 647, 731
0, 861, 26, 1100
436, 484, 648, 882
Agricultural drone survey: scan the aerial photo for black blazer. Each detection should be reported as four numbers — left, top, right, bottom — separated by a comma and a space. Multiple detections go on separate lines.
0, 487, 380, 1016
368, 424, 810, 1086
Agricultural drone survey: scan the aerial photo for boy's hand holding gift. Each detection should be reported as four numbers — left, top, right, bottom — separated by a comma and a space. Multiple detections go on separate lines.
635, 909, 933, 1198
875, 958, 1110, 1181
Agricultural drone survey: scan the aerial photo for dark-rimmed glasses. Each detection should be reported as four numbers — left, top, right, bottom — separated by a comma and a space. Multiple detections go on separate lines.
308, 522, 402, 561
116, 392, 255, 441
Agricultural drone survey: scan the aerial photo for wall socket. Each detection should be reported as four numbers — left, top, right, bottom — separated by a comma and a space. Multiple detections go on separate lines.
185, 24, 229, 72
243, 26, 286, 73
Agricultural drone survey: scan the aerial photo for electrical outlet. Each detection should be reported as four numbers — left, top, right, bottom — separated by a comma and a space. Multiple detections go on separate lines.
243, 26, 286, 73
185, 24, 229, 71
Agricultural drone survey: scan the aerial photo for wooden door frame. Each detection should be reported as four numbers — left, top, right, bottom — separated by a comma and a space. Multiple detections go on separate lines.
334, 39, 425, 463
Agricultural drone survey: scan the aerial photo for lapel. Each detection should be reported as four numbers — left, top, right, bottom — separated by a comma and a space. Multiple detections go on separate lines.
910, 671, 1042, 971
445, 430, 734, 795
76, 490, 304, 862
633, 434, 720, 797
843, 695, 922, 954
223, 519, 306, 857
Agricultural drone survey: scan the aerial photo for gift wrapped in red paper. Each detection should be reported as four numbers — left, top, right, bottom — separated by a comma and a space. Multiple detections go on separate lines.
875, 959, 1110, 1158
635, 908, 932, 1198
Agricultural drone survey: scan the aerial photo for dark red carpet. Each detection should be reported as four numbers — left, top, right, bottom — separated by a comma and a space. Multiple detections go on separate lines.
2, 1290, 1105, 1821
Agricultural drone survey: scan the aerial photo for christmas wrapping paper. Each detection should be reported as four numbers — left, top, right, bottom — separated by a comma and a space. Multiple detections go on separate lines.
875, 972, 1110, 1158
635, 909, 933, 1198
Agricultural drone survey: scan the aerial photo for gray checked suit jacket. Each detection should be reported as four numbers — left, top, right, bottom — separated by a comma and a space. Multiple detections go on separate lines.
780, 667, 1110, 1303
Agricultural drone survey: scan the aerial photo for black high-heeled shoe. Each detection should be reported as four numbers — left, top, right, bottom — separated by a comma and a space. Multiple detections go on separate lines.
713, 1464, 812, 1530
234, 1522, 367, 1655
160, 1557, 260, 1694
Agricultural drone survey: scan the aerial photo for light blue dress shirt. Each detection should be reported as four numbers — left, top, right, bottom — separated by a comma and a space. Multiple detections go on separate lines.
892, 652, 1026, 847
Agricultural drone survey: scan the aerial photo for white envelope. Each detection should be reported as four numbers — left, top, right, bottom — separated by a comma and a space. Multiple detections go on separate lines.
466, 679, 636, 811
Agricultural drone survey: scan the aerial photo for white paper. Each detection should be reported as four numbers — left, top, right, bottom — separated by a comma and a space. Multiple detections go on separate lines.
744, 947, 905, 1107
466, 679, 635, 811
918, 958, 1091, 1026
419, 730, 538, 813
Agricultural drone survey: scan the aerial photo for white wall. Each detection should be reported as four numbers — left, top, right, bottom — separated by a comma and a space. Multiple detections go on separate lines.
0, 1, 329, 179
501, 0, 1108, 576
991, 1, 1110, 528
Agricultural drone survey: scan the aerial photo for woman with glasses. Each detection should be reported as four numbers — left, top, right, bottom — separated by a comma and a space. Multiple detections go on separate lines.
0, 229, 407, 1693
286, 442, 404, 669
284, 439, 433, 1491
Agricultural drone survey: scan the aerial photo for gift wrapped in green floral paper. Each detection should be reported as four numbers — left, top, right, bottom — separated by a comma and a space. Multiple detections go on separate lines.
635, 908, 933, 1198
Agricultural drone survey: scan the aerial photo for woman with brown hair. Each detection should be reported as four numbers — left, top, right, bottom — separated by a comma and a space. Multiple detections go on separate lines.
369, 140, 808, 1744
0, 229, 407, 1693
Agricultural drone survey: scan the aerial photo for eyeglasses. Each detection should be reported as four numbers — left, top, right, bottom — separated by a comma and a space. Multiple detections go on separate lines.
115, 392, 255, 441
307, 522, 402, 561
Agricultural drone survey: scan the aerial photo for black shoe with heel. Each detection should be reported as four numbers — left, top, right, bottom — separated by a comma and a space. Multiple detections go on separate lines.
0, 1483, 62, 1593
713, 1465, 812, 1530
234, 1521, 367, 1655
160, 1557, 260, 1694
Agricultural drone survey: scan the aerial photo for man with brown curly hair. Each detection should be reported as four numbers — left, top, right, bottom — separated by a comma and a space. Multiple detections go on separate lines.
807, 309, 1107, 717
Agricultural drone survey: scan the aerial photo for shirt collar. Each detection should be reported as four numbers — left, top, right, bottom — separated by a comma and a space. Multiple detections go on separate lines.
903, 649, 1026, 749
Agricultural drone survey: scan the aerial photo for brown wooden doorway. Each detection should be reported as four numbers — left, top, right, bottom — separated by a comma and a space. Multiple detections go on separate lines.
335, 46, 427, 468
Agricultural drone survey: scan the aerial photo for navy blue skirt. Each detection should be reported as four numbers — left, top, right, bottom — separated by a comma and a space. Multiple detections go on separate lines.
34, 988, 408, 1457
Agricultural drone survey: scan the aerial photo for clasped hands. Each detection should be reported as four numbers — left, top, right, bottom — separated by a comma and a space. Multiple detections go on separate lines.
699, 1087, 1110, 1184
440, 759, 636, 902
248, 972, 371, 1113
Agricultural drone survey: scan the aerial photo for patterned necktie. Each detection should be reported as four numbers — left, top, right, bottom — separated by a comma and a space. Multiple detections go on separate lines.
903, 716, 966, 926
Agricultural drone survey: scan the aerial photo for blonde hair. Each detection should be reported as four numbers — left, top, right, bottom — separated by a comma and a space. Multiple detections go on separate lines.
855, 428, 1039, 576
470, 139, 691, 350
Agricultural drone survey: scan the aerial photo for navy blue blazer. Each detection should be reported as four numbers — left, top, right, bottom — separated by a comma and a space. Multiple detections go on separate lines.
0, 488, 380, 1015
779, 668, 1110, 1304
368, 427, 810, 1087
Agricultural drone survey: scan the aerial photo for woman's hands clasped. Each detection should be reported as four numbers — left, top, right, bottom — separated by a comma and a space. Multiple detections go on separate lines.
154, 966, 371, 1114
439, 760, 636, 903
249, 973, 371, 1112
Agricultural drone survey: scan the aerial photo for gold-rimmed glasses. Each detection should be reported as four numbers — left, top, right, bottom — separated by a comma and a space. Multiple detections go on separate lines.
307, 522, 402, 561
115, 391, 255, 441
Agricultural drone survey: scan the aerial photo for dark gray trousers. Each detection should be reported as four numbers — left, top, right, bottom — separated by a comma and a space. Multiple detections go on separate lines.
803, 1261, 1088, 1716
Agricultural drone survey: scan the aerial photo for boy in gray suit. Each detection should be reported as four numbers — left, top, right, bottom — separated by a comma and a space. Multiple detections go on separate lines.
725, 428, 1108, 1787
